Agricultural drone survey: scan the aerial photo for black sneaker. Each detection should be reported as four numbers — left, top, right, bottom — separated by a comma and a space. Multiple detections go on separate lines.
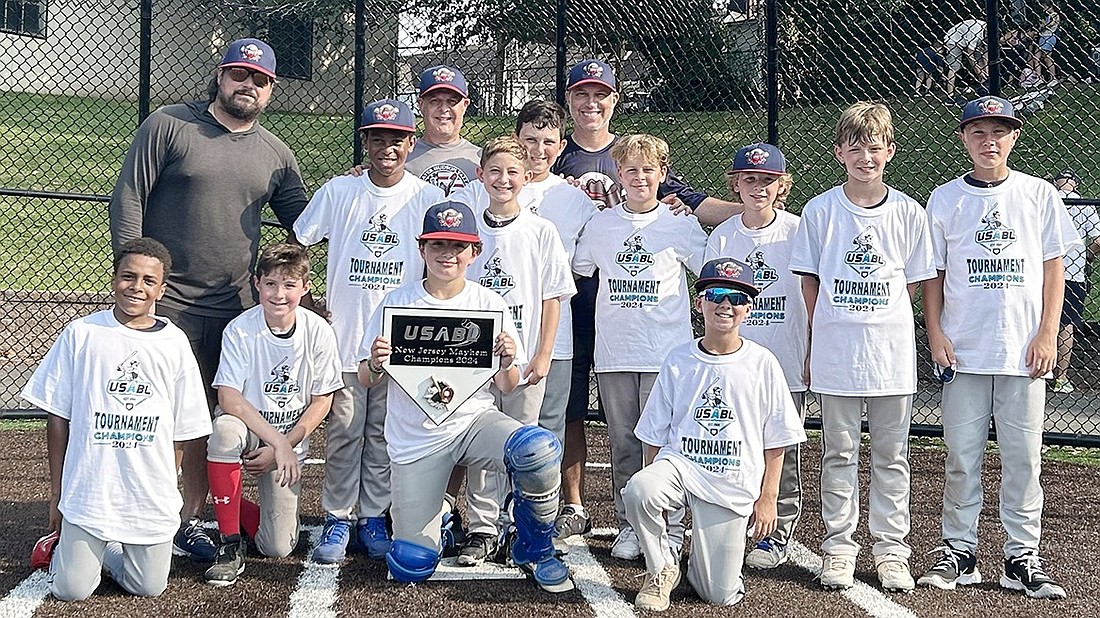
457, 532, 498, 567
204, 536, 246, 587
173, 517, 217, 562
916, 543, 982, 590
1000, 552, 1067, 599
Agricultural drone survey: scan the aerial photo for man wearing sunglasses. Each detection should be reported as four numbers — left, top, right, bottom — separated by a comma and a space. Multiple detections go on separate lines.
109, 37, 308, 563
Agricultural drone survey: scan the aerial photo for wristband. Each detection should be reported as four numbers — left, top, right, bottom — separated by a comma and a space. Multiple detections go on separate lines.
369, 360, 384, 375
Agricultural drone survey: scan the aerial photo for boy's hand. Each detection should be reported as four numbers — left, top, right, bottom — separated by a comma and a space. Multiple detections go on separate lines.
494, 332, 516, 369
47, 495, 62, 533
662, 194, 692, 217
343, 164, 366, 177
1026, 332, 1057, 378
928, 331, 957, 369
523, 354, 551, 385
371, 336, 392, 369
750, 496, 778, 539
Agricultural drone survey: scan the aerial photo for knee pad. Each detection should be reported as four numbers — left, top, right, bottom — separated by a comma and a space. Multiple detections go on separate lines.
504, 426, 562, 498
385, 540, 440, 583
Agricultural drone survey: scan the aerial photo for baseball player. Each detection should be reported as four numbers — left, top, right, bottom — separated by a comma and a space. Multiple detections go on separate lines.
359, 201, 573, 593
22, 238, 211, 601
204, 244, 343, 586
1050, 169, 1098, 394
790, 102, 935, 592
920, 96, 1079, 599
623, 257, 806, 611
942, 19, 987, 103
294, 99, 444, 564
405, 65, 481, 195
704, 143, 809, 569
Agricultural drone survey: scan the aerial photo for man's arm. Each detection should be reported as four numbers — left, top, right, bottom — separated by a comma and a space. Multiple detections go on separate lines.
109, 115, 169, 252
752, 447, 785, 539
46, 414, 69, 533
1026, 257, 1065, 378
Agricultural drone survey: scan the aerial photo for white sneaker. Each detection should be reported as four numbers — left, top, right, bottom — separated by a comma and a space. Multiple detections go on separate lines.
746, 537, 789, 569
634, 562, 681, 611
820, 554, 856, 590
611, 526, 642, 560
876, 554, 915, 592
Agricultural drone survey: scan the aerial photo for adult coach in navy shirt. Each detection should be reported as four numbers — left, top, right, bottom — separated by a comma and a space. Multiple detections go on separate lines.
109, 38, 308, 562
552, 59, 742, 541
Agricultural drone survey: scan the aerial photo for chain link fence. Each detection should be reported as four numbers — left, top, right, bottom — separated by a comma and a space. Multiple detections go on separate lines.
2, 0, 1099, 444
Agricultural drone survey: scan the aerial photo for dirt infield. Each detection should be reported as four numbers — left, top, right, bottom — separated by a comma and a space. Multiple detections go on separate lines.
1, 422, 1098, 618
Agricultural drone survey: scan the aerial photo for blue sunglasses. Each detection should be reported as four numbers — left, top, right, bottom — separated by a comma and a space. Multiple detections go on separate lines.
701, 287, 751, 306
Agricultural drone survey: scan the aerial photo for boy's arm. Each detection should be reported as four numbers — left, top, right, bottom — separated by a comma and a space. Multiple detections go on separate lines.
285, 392, 336, 450
1026, 257, 1065, 378
359, 336, 390, 388
524, 298, 561, 385
799, 275, 819, 386
492, 331, 522, 394
643, 444, 660, 466
218, 386, 300, 487
752, 446, 786, 540
922, 272, 956, 368
46, 414, 69, 533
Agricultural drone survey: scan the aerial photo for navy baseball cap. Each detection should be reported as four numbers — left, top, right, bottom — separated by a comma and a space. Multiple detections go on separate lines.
419, 201, 480, 243
567, 60, 617, 91
730, 143, 786, 175
694, 257, 760, 297
958, 96, 1022, 130
359, 99, 416, 133
219, 38, 276, 78
419, 65, 469, 98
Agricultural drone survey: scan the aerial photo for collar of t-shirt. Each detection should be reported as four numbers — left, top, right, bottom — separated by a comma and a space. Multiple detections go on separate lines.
963, 173, 1009, 189
270, 323, 297, 339
138, 319, 169, 333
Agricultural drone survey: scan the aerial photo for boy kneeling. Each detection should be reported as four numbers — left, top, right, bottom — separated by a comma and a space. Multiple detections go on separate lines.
623, 258, 805, 611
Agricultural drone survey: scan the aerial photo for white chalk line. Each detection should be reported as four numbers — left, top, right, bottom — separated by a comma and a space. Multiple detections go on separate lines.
287, 524, 339, 618
0, 570, 49, 618
561, 534, 636, 618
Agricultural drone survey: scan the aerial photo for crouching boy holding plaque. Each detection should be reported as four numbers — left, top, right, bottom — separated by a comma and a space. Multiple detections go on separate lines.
358, 200, 573, 593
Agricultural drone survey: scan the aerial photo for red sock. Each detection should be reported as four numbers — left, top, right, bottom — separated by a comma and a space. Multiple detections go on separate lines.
207, 461, 242, 538
240, 499, 260, 539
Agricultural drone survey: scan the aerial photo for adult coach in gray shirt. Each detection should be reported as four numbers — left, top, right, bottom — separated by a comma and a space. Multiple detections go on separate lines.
405, 65, 481, 196
109, 38, 308, 562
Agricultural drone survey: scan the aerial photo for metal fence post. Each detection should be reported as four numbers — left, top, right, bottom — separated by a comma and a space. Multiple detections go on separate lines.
766, 0, 778, 145
986, 0, 1001, 96
555, 0, 567, 105
353, 0, 365, 166
138, 0, 152, 125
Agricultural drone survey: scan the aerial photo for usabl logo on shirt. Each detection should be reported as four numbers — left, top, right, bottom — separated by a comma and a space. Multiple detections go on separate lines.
616, 234, 655, 277
106, 351, 153, 410
747, 249, 778, 292
361, 212, 400, 258
974, 210, 1017, 255
264, 357, 301, 409
693, 383, 737, 436
845, 227, 885, 278
478, 250, 515, 294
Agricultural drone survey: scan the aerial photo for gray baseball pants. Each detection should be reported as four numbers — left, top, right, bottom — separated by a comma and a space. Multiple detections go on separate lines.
597, 371, 658, 530
322, 372, 390, 521
50, 520, 172, 601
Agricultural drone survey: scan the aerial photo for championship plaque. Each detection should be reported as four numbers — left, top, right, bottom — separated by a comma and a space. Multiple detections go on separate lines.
382, 307, 502, 425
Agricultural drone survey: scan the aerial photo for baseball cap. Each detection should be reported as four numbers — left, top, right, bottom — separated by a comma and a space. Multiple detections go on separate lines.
694, 257, 760, 297
567, 60, 617, 91
958, 96, 1022, 130
1055, 169, 1079, 182
730, 143, 787, 175
419, 65, 469, 98
30, 530, 59, 571
418, 201, 480, 243
359, 99, 416, 133
219, 38, 277, 78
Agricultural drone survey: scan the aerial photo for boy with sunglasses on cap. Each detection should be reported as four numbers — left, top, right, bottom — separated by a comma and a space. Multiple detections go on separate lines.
920, 96, 1079, 599
790, 102, 935, 592
705, 143, 809, 570
623, 257, 806, 611
572, 134, 708, 561
359, 201, 573, 593
294, 99, 444, 564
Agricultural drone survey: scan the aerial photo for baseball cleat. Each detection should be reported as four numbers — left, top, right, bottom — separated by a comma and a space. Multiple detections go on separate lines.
356, 516, 393, 560
518, 554, 574, 593
820, 554, 856, 590
204, 535, 246, 587
917, 543, 982, 590
610, 526, 642, 561
173, 517, 217, 562
746, 537, 789, 569
457, 532, 498, 567
875, 554, 915, 592
30, 530, 59, 571
553, 505, 591, 539
311, 514, 351, 565
1000, 552, 1067, 599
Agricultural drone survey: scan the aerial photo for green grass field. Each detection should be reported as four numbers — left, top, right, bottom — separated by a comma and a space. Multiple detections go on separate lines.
3, 88, 1100, 310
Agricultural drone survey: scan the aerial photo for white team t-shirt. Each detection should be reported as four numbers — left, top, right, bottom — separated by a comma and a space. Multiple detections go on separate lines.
706, 210, 809, 392
927, 172, 1080, 375
469, 208, 575, 383
573, 204, 707, 372
293, 172, 444, 370
361, 280, 528, 465
21, 310, 211, 544
634, 339, 806, 516
1059, 191, 1099, 282
789, 186, 936, 396
213, 306, 344, 461
452, 176, 597, 360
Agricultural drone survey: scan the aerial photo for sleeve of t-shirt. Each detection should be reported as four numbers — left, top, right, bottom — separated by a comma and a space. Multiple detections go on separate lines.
269, 154, 309, 231
108, 112, 171, 253
680, 217, 709, 275
1043, 190, 1082, 260
634, 364, 675, 448
658, 167, 707, 211
292, 182, 335, 246
904, 205, 937, 283
788, 203, 821, 276
211, 324, 250, 392
925, 192, 949, 270
20, 324, 76, 419
704, 226, 724, 263
761, 356, 807, 450
174, 337, 214, 441
542, 228, 577, 301
572, 218, 598, 277
310, 318, 345, 396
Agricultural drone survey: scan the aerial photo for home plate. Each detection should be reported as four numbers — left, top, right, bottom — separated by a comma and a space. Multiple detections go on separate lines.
387, 557, 527, 581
